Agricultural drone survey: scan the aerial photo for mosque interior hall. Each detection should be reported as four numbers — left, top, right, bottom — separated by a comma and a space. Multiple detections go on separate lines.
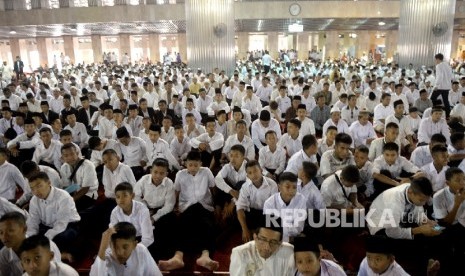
2, 0, 465, 276
0, 0, 464, 70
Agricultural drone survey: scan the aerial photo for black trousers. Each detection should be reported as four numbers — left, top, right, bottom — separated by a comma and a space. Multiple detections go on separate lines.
149, 211, 178, 261
372, 170, 414, 200
213, 180, 246, 207
264, 65, 270, 74
178, 203, 216, 254
431, 89, 451, 117
39, 222, 79, 254
130, 166, 145, 181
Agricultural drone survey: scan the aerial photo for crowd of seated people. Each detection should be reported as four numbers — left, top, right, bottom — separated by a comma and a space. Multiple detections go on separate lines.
0, 51, 465, 275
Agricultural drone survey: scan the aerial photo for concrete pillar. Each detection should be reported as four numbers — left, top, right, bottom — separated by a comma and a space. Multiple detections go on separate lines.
451, 30, 460, 60
119, 34, 131, 63
177, 33, 187, 63
236, 32, 249, 60
297, 33, 309, 60
185, 0, 235, 75
325, 31, 339, 60
148, 34, 160, 63
0, 0, 5, 11
91, 35, 103, 63
267, 32, 279, 59
398, 0, 456, 67
63, 36, 75, 64
36, 37, 47, 67
385, 30, 398, 60
356, 31, 370, 58
9, 38, 20, 60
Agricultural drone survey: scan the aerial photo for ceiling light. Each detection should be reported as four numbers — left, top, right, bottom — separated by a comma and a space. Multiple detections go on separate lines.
378, 21, 386, 26
9, 31, 16, 34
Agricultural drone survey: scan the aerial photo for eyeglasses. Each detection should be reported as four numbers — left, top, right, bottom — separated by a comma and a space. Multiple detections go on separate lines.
256, 235, 281, 247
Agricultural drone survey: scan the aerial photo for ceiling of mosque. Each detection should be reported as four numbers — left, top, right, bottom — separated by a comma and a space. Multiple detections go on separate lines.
0, 18, 401, 38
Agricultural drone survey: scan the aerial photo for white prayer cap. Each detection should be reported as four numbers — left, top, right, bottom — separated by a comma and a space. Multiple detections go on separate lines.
330, 106, 341, 113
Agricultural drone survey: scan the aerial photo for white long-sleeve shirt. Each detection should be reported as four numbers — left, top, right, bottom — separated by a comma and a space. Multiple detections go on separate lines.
26, 187, 81, 240
174, 168, 215, 213
109, 200, 154, 247
134, 176, 175, 222
357, 257, 408, 276
60, 159, 99, 199
435, 61, 453, 90
118, 137, 148, 167
102, 162, 137, 199
251, 119, 282, 150
215, 161, 247, 194
368, 184, 427, 239
223, 134, 255, 161
90, 244, 162, 276
258, 146, 286, 176
417, 117, 451, 144
32, 140, 63, 170
236, 177, 278, 212
229, 241, 294, 276
146, 138, 181, 170
0, 161, 29, 201
263, 192, 307, 242
189, 132, 224, 152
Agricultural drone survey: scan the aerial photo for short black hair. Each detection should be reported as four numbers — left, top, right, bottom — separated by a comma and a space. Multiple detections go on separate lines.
355, 145, 369, 155
279, 172, 298, 184
302, 134, 317, 150
451, 132, 465, 145
152, 158, 169, 170
265, 130, 277, 139
230, 144, 246, 156
102, 148, 118, 157
431, 144, 448, 156
385, 122, 399, 130
116, 126, 130, 138
88, 136, 102, 150
18, 235, 51, 257
115, 182, 134, 194
186, 151, 202, 161
20, 160, 39, 177
340, 165, 360, 183
59, 129, 73, 138
430, 133, 447, 145
288, 118, 301, 129
410, 176, 434, 197
0, 211, 26, 227
28, 171, 50, 183
301, 161, 318, 180
446, 167, 464, 181
111, 222, 137, 243
61, 143, 77, 153
383, 142, 399, 153
245, 160, 261, 170
435, 53, 444, 61
335, 133, 352, 146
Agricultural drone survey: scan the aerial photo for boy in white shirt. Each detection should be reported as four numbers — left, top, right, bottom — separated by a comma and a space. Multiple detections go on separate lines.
222, 119, 255, 162
293, 236, 346, 276
158, 151, 219, 271
102, 149, 137, 200
317, 125, 336, 158
296, 103, 316, 136
134, 158, 176, 260
146, 124, 181, 171
110, 182, 154, 248
236, 160, 278, 243
278, 118, 303, 159
160, 115, 175, 144
421, 145, 449, 193
90, 222, 162, 276
263, 172, 307, 242
214, 144, 247, 222
433, 167, 465, 271
320, 165, 363, 212
358, 236, 409, 276
320, 133, 355, 179
353, 146, 374, 202
189, 116, 224, 169
170, 125, 191, 167
259, 130, 286, 180
372, 142, 423, 199
26, 172, 81, 261
19, 235, 78, 276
